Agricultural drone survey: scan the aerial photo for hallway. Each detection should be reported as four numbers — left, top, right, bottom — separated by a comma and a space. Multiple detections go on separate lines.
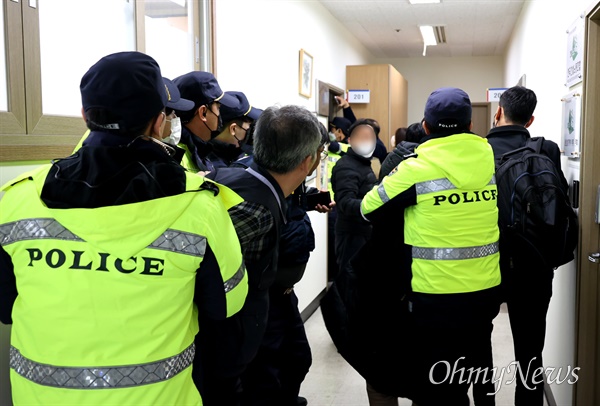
301, 304, 549, 406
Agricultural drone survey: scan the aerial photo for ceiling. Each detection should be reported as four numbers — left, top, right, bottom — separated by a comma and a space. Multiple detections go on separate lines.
319, 0, 526, 58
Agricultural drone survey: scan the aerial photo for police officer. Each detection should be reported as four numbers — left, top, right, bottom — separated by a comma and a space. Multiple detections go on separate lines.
0, 52, 248, 406
196, 105, 322, 406
173, 71, 237, 172
208, 91, 262, 168
361, 88, 502, 406
72, 77, 194, 152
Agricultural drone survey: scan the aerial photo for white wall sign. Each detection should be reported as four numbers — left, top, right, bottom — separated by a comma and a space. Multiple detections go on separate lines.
561, 92, 582, 158
487, 88, 508, 102
566, 18, 584, 87
347, 89, 370, 103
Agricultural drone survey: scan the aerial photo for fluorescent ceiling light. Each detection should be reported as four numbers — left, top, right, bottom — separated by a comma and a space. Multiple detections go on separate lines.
409, 0, 441, 4
419, 25, 437, 46
419, 25, 437, 57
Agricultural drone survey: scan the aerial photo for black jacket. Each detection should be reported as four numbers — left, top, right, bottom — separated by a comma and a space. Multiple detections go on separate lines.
486, 125, 562, 170
331, 148, 377, 235
180, 126, 215, 172
379, 141, 420, 181
207, 139, 244, 169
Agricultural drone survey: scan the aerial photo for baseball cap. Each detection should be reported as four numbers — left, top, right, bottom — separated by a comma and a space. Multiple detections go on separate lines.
173, 71, 237, 120
220, 91, 263, 124
163, 78, 194, 112
80, 51, 167, 131
424, 87, 472, 129
330, 117, 352, 136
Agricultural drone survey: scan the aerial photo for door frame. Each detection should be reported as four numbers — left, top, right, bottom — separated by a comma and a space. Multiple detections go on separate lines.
574, 2, 600, 404
471, 102, 492, 137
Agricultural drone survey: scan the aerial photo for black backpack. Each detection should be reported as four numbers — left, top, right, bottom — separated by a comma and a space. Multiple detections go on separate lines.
495, 137, 578, 270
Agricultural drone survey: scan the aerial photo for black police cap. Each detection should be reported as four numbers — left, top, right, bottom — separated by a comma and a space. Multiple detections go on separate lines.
80, 51, 167, 131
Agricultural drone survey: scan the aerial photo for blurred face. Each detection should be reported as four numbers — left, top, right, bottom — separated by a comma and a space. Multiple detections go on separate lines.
349, 125, 377, 157
349, 125, 376, 145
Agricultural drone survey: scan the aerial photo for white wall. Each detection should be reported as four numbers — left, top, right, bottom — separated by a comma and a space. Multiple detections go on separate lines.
214, 0, 374, 111
214, 0, 374, 312
504, 1, 598, 404
375, 56, 504, 125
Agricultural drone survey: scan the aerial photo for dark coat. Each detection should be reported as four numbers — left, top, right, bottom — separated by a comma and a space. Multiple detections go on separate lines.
378, 141, 420, 181
331, 149, 377, 236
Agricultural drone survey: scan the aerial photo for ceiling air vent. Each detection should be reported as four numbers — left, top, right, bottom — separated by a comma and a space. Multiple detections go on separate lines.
434, 26, 447, 44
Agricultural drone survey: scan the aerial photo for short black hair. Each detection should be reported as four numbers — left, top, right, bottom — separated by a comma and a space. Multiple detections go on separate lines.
405, 122, 426, 143
499, 86, 537, 126
363, 118, 381, 137
85, 108, 160, 137
394, 127, 408, 145
318, 122, 330, 147
348, 119, 377, 138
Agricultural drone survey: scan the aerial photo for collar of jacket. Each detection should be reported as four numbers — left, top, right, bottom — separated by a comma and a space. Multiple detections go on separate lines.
180, 125, 213, 159
209, 138, 243, 162
347, 147, 374, 164
486, 125, 531, 140
250, 161, 288, 211
83, 130, 184, 163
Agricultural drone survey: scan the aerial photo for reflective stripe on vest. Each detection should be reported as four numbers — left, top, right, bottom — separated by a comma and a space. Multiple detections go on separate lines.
412, 241, 499, 260
376, 176, 496, 204
10, 343, 194, 389
0, 218, 206, 257
415, 175, 496, 196
0, 218, 244, 293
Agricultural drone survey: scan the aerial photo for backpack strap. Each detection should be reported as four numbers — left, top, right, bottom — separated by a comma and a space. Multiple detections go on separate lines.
526, 137, 545, 154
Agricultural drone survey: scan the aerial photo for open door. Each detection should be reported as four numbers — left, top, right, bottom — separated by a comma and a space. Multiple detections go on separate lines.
574, 2, 600, 404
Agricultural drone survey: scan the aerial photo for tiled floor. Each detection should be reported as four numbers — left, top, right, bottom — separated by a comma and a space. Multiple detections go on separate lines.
299, 303, 549, 406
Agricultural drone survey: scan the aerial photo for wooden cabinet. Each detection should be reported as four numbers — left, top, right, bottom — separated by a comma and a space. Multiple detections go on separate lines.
345, 64, 408, 151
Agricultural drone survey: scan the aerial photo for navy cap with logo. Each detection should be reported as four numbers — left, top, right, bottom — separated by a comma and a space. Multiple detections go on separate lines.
220, 91, 262, 124
173, 71, 238, 121
80, 51, 167, 131
424, 87, 472, 130
163, 78, 194, 112
330, 117, 352, 137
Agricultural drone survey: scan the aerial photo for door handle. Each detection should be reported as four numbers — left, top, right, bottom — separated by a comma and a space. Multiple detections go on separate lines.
589, 252, 600, 263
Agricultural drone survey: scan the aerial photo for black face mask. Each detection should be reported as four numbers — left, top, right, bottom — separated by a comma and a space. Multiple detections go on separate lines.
203, 106, 223, 139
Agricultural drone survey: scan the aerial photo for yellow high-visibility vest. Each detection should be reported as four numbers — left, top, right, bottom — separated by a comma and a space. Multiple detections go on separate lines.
326, 143, 349, 200
0, 164, 248, 405
361, 133, 501, 294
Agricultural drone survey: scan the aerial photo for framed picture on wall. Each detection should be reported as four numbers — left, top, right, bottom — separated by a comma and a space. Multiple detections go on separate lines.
299, 49, 313, 98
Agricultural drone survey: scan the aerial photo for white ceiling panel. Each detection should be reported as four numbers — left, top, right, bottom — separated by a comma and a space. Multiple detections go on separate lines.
319, 0, 526, 58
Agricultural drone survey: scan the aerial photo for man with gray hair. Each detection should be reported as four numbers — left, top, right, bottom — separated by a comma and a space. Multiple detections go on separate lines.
198, 105, 322, 406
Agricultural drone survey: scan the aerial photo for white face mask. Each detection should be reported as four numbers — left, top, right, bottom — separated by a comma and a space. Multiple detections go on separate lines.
164, 117, 182, 145
352, 141, 376, 158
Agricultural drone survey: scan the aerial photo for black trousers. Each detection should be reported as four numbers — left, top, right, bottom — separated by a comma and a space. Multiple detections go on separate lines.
334, 230, 370, 274
327, 208, 339, 281
412, 287, 502, 406
504, 261, 554, 406
241, 287, 312, 406
194, 291, 269, 406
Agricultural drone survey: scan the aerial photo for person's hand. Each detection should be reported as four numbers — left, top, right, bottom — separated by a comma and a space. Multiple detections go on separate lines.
335, 96, 350, 109
315, 201, 336, 213
197, 171, 210, 177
